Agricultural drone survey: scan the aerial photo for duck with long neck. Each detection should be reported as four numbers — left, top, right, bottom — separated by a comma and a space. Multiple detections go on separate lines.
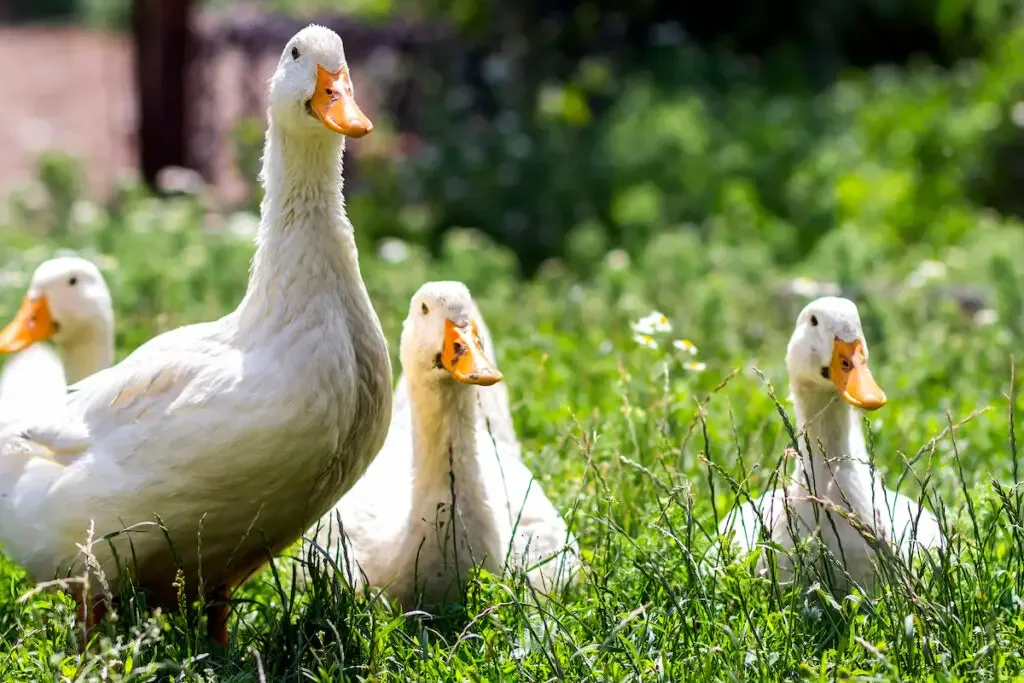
0, 25, 392, 647
395, 284, 507, 606
0, 257, 114, 423
721, 297, 944, 592
311, 282, 578, 609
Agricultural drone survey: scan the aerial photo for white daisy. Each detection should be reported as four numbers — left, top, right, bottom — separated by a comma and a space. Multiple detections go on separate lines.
974, 309, 998, 326
905, 260, 947, 289
632, 311, 672, 335
672, 339, 698, 355
377, 237, 410, 264
633, 333, 658, 350
683, 361, 706, 372
784, 277, 841, 298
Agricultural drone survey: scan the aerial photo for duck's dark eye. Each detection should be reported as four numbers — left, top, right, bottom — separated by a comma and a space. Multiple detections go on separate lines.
433, 353, 443, 368
810, 315, 818, 327
821, 367, 830, 379
291, 46, 300, 60
421, 303, 429, 315
68, 276, 78, 286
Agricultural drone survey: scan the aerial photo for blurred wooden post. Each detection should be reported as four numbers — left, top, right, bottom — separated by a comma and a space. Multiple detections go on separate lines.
133, 0, 195, 189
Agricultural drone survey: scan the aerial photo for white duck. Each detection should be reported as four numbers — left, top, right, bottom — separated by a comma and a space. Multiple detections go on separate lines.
719, 296, 944, 592
0, 25, 392, 645
0, 256, 114, 425
309, 281, 578, 609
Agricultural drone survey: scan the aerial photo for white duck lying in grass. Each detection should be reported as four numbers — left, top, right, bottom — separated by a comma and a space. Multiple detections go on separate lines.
0, 25, 392, 645
0, 257, 114, 427
719, 296, 944, 592
308, 281, 578, 609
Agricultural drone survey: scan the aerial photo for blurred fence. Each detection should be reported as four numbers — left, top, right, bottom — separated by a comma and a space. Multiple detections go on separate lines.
137, 2, 465, 201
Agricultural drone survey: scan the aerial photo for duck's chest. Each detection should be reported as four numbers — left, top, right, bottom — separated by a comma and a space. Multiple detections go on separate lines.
242, 309, 388, 444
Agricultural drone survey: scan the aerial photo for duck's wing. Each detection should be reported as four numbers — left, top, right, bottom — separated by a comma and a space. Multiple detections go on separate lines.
306, 374, 414, 587
0, 320, 241, 495
486, 441, 578, 593
0, 321, 244, 577
718, 487, 788, 554
875, 482, 945, 554
474, 382, 519, 458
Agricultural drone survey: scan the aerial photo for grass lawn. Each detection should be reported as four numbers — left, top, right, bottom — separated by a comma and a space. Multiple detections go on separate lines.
2, 191, 1024, 681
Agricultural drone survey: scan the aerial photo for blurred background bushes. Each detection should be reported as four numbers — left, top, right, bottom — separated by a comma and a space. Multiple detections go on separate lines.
3, 0, 1024, 275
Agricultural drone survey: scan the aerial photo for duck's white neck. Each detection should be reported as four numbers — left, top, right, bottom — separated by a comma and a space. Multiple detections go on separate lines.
60, 325, 114, 384
407, 375, 488, 503
237, 119, 368, 333
790, 380, 874, 506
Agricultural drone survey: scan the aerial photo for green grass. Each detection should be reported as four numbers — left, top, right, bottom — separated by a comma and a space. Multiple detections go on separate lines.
3, 188, 1024, 681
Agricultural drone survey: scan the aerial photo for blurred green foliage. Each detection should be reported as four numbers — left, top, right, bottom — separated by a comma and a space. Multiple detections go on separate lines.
380, 21, 1024, 273
223, 2, 1024, 273
8, 0, 1022, 273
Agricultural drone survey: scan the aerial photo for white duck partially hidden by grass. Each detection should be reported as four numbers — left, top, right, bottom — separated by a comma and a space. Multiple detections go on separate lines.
309, 281, 578, 609
0, 257, 114, 427
0, 25, 392, 645
719, 296, 944, 592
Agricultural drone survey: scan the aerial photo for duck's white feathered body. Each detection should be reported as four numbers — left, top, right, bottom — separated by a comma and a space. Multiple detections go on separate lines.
719, 297, 944, 591
0, 26, 392, 615
310, 284, 576, 607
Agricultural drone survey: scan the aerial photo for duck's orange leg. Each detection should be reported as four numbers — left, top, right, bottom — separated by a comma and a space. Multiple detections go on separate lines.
206, 586, 232, 647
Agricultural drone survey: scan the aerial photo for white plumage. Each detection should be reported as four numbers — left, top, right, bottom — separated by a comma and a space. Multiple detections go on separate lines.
719, 296, 944, 592
308, 281, 578, 608
0, 25, 392, 644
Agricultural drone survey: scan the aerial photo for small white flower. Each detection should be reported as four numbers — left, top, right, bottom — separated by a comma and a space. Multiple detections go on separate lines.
905, 260, 947, 288
632, 311, 672, 335
785, 277, 841, 298
70, 199, 100, 227
94, 253, 119, 272
0, 266, 27, 289
633, 333, 658, 350
1013, 101, 1024, 127
224, 211, 260, 240
974, 308, 998, 326
683, 361, 706, 372
672, 339, 697, 355
377, 237, 410, 264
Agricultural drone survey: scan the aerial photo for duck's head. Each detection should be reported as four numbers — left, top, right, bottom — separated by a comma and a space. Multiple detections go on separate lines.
785, 296, 887, 411
401, 281, 503, 387
0, 257, 113, 354
269, 24, 372, 138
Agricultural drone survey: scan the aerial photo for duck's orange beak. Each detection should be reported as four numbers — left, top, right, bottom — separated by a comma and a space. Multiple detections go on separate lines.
830, 338, 886, 411
0, 295, 57, 353
309, 64, 373, 137
442, 319, 503, 386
